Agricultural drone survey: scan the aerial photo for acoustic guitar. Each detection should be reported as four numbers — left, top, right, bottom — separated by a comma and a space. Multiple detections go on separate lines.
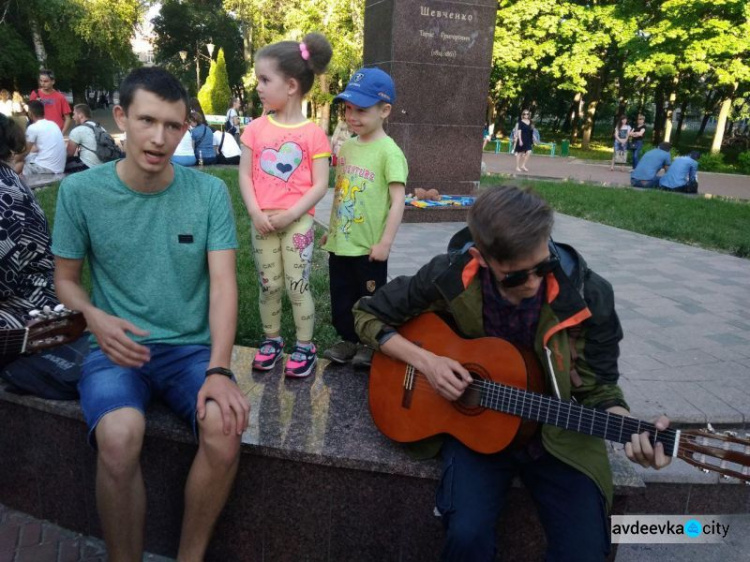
369, 313, 750, 482
1, 306, 86, 359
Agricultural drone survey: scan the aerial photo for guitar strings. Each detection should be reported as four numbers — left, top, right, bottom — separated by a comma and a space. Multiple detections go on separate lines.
402, 373, 670, 446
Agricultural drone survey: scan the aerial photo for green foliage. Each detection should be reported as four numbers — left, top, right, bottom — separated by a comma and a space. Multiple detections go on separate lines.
0, 0, 141, 94
737, 151, 750, 174
697, 152, 726, 172
198, 49, 232, 114
0, 25, 40, 87
153, 0, 245, 96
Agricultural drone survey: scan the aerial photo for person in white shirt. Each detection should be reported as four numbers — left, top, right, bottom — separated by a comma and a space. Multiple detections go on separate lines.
67, 104, 104, 170
0, 90, 12, 117
18, 100, 66, 175
225, 97, 241, 137
212, 129, 241, 165
171, 129, 196, 166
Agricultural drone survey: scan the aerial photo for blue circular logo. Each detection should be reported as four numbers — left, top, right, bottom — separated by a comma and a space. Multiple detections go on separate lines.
685, 519, 702, 538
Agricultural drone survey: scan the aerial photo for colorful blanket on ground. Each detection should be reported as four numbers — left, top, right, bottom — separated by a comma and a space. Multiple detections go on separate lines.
405, 195, 475, 208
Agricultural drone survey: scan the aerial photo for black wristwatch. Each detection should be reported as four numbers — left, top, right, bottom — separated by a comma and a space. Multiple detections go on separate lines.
205, 367, 234, 379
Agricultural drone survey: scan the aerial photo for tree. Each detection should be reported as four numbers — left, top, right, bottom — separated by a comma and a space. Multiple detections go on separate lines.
198, 48, 232, 114
153, 0, 245, 97
0, 0, 142, 96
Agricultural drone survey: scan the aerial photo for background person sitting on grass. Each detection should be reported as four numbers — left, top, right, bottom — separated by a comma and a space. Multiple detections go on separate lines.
659, 151, 700, 194
630, 142, 671, 188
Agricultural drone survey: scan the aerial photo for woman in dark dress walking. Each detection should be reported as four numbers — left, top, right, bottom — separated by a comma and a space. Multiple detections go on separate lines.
513, 109, 534, 172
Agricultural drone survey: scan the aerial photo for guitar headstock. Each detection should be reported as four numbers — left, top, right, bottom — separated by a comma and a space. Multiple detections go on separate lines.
678, 425, 750, 483
26, 305, 87, 353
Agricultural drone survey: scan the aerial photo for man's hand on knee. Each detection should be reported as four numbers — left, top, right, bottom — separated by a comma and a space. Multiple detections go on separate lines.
197, 375, 249, 436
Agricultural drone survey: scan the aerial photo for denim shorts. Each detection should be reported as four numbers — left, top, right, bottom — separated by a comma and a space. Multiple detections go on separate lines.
79, 344, 210, 447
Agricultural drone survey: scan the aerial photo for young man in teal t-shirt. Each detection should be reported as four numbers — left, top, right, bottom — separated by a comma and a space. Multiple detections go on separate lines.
322, 67, 408, 368
52, 67, 249, 561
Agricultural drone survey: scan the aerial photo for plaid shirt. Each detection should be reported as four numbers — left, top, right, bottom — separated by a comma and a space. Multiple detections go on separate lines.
480, 266, 546, 457
480, 266, 543, 350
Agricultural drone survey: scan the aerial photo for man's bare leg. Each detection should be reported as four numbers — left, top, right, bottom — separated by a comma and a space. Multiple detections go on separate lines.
95, 407, 147, 562
177, 400, 241, 561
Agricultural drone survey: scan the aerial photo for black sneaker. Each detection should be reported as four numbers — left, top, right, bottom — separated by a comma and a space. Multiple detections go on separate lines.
253, 338, 284, 371
322, 340, 358, 364
351, 344, 374, 369
284, 344, 318, 378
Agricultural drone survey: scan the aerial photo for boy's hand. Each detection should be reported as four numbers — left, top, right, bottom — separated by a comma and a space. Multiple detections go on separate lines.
369, 241, 391, 262
320, 233, 328, 246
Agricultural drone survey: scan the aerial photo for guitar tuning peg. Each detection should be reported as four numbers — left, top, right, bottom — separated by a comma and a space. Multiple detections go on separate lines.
54, 304, 65, 312
725, 430, 738, 437
42, 305, 52, 314
701, 469, 710, 474
28, 309, 41, 317
707, 423, 716, 433
721, 474, 731, 480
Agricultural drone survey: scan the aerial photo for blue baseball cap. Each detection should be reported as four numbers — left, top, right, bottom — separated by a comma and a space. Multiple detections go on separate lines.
334, 67, 396, 108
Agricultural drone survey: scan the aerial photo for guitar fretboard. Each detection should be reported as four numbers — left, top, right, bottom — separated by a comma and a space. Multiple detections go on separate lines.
478, 380, 677, 455
0, 328, 27, 358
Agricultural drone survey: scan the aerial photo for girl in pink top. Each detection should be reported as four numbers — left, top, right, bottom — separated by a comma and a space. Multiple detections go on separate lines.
239, 33, 332, 378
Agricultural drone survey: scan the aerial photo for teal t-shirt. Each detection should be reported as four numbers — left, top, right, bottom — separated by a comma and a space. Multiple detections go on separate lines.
323, 136, 408, 256
51, 162, 238, 346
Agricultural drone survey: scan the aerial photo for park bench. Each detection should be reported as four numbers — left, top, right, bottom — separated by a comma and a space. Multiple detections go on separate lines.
205, 114, 251, 132
4, 345, 730, 561
487, 138, 557, 157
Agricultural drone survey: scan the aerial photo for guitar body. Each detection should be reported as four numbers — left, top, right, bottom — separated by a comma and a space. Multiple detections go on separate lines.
369, 313, 545, 454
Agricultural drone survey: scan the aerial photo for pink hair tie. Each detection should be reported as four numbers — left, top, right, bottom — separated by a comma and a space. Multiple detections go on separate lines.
299, 42, 310, 61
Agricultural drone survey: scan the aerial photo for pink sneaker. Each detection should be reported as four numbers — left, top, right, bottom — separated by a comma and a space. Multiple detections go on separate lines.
253, 338, 284, 371
284, 344, 317, 378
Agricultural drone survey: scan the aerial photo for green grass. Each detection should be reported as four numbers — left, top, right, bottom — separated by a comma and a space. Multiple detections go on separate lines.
36, 170, 340, 352
481, 175, 750, 258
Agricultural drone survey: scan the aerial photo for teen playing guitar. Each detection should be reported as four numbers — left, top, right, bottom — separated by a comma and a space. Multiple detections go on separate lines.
354, 186, 671, 562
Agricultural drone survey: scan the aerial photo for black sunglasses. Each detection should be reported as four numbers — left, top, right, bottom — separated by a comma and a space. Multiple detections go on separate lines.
498, 255, 559, 288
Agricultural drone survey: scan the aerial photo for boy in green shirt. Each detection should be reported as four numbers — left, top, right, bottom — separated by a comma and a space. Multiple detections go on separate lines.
322, 68, 408, 368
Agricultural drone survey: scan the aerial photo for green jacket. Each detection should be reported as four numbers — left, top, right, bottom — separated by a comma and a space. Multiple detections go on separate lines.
353, 227, 629, 508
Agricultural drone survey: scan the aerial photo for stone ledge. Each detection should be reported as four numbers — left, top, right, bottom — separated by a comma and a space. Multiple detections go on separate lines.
0, 345, 650, 560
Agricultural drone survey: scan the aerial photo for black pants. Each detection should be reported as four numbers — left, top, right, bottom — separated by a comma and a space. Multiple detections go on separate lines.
329, 253, 388, 342
659, 179, 699, 194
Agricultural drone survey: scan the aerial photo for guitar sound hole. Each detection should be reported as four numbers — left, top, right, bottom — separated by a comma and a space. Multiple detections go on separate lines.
455, 368, 486, 416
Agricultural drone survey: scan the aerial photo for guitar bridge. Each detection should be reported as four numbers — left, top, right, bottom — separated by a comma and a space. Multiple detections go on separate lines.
401, 364, 416, 409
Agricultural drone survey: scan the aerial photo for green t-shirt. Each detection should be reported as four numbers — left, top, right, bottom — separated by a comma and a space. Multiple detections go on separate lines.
51, 162, 238, 346
323, 136, 408, 256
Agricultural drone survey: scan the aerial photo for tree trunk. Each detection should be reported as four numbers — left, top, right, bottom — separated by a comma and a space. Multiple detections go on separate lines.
581, 75, 603, 150
319, 74, 331, 133
697, 90, 717, 138
652, 85, 665, 144
674, 99, 688, 145
29, 18, 47, 66
663, 88, 677, 142
571, 93, 584, 144
711, 86, 736, 154
562, 92, 580, 133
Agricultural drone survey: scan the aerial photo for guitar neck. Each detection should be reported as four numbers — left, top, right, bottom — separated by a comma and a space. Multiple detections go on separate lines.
0, 327, 28, 357
479, 381, 679, 456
